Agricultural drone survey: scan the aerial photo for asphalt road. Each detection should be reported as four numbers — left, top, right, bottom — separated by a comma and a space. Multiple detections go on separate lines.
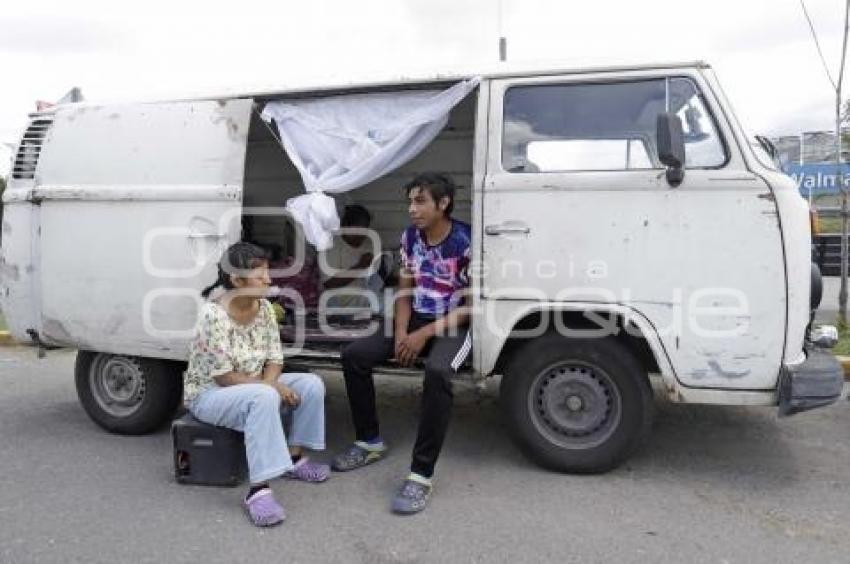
817, 275, 841, 323
2, 346, 850, 563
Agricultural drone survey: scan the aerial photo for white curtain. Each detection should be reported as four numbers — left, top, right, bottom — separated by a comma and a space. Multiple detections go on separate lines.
261, 78, 479, 250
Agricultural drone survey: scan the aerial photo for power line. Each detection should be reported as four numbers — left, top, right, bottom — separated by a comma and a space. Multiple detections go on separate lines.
800, 0, 838, 90
838, 0, 850, 94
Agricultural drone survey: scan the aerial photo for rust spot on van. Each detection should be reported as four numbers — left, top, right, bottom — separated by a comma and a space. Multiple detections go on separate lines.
665, 383, 684, 403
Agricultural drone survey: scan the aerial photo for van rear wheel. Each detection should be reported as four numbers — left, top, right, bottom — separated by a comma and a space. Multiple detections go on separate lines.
500, 335, 653, 473
75, 351, 184, 435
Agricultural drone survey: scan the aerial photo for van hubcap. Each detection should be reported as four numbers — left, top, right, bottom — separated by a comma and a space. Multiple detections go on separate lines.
529, 362, 621, 448
89, 355, 146, 417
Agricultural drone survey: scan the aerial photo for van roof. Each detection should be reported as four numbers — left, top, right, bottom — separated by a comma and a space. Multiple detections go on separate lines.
35, 60, 710, 113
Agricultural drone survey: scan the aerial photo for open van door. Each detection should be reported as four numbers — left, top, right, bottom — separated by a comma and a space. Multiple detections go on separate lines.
30, 98, 252, 359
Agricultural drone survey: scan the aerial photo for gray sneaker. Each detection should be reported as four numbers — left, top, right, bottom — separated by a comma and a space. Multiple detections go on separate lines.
391, 478, 432, 514
331, 442, 387, 472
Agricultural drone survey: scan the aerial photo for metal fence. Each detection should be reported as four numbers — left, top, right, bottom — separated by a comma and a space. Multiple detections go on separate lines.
814, 208, 843, 275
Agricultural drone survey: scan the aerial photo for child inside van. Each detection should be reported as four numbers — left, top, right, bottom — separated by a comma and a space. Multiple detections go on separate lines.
268, 243, 322, 314
321, 204, 375, 309
184, 242, 330, 527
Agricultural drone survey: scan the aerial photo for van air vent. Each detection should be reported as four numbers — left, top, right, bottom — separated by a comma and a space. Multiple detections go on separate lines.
12, 114, 55, 180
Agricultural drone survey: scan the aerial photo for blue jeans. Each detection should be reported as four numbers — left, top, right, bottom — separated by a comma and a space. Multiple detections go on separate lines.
189, 372, 326, 484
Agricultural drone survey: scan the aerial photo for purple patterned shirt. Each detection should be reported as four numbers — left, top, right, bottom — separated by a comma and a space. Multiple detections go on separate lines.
399, 219, 471, 317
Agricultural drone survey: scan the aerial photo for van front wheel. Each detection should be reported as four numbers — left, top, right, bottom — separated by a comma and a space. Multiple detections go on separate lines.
75, 351, 184, 435
500, 335, 653, 473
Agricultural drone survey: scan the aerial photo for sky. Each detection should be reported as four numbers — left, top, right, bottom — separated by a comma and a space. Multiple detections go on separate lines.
1, 0, 849, 176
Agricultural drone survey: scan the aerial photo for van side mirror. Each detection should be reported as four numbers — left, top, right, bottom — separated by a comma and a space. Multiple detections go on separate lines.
657, 113, 685, 187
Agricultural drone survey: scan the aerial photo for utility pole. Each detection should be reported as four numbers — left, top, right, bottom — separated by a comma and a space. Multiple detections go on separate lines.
839, 93, 847, 322
801, 133, 812, 207
802, 0, 850, 322
837, 2, 850, 322
498, 0, 507, 62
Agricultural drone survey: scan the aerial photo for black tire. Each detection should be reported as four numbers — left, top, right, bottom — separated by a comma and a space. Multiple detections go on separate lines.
75, 351, 184, 435
500, 334, 653, 473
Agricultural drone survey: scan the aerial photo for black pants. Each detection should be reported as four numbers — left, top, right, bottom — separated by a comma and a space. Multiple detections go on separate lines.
341, 313, 472, 478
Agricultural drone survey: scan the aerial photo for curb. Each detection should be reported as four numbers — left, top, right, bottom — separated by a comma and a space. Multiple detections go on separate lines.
0, 331, 17, 347
838, 356, 850, 382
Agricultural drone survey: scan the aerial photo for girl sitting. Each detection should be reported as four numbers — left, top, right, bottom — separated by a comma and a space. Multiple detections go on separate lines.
184, 242, 330, 527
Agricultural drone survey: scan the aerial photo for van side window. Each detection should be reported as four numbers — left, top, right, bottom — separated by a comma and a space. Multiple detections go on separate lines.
503, 80, 665, 173
502, 78, 726, 172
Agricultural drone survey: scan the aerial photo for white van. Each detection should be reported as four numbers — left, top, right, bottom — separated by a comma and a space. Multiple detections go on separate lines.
1, 61, 843, 473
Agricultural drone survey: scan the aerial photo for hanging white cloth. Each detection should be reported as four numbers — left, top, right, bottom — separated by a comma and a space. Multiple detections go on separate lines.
261, 78, 479, 250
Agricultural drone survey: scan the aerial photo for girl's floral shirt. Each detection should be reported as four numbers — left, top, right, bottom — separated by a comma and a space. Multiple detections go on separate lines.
183, 299, 284, 402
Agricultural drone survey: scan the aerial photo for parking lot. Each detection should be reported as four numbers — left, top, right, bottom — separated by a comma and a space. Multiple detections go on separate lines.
1, 345, 850, 563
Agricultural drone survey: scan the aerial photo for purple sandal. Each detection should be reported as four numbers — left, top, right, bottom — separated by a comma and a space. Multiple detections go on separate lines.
243, 488, 285, 527
285, 457, 331, 483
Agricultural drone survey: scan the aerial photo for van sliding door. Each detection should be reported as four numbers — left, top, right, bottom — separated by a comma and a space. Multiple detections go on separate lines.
32, 99, 252, 359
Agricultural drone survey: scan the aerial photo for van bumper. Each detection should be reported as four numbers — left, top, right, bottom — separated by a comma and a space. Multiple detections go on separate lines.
778, 347, 844, 416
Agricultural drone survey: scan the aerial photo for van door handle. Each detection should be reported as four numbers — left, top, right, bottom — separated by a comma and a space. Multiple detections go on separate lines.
485, 224, 531, 236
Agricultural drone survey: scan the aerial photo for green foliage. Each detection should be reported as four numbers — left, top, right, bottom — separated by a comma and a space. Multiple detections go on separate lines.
833, 318, 850, 356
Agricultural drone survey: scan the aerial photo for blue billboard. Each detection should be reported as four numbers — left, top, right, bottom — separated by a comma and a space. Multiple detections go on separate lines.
783, 163, 850, 196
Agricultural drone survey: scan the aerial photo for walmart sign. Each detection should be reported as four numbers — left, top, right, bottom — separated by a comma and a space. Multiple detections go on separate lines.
784, 164, 850, 195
